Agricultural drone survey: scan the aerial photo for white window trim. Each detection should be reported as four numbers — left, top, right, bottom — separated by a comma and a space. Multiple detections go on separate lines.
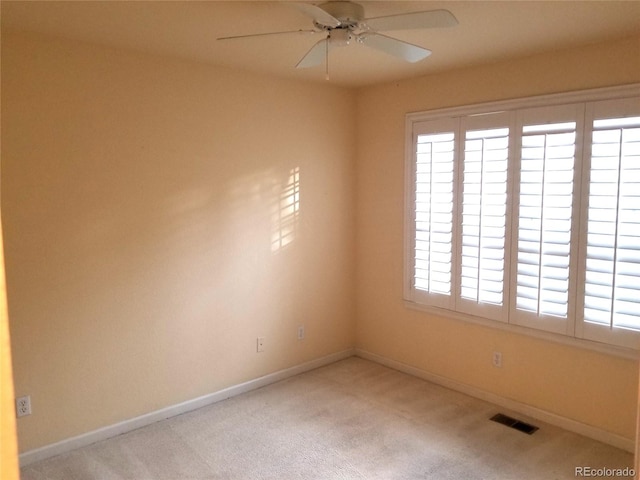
404, 299, 638, 360
404, 83, 640, 360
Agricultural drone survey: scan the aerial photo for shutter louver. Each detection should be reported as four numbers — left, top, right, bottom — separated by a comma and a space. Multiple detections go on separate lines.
414, 132, 455, 296
584, 116, 640, 331
516, 122, 576, 319
460, 128, 509, 306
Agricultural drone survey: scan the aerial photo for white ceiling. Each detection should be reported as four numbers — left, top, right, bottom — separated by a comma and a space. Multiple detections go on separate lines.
2, 1, 640, 87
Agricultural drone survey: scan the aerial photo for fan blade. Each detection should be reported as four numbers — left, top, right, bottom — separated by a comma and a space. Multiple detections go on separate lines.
293, 3, 341, 28
361, 33, 431, 63
217, 29, 316, 41
364, 9, 458, 31
296, 37, 329, 69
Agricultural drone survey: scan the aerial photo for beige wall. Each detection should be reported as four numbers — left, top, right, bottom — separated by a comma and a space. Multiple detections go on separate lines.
355, 35, 640, 442
1, 31, 356, 452
3, 28, 639, 456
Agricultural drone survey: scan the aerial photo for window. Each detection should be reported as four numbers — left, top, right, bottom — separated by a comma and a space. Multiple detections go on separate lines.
404, 86, 640, 350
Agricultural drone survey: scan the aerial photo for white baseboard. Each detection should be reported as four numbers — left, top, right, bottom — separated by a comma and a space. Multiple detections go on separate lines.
19, 348, 356, 467
19, 346, 634, 467
356, 349, 635, 453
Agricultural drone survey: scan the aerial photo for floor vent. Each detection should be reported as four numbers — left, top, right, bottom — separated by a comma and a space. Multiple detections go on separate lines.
490, 413, 539, 435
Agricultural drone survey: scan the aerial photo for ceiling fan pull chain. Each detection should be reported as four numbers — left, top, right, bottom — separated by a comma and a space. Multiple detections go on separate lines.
325, 36, 330, 81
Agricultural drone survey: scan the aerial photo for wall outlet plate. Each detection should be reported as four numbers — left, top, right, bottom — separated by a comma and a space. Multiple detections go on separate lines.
16, 395, 31, 417
492, 351, 503, 368
297, 325, 305, 340
257, 337, 265, 353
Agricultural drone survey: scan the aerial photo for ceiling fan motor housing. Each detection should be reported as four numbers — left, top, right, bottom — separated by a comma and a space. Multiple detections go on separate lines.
317, 1, 364, 28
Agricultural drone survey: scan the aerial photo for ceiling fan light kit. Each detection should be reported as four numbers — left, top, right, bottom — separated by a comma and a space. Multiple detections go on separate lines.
218, 1, 458, 77
329, 28, 352, 47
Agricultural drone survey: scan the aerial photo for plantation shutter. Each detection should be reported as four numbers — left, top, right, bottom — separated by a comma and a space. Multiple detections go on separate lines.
578, 98, 640, 349
510, 105, 583, 335
405, 88, 640, 350
456, 113, 511, 321
409, 118, 457, 308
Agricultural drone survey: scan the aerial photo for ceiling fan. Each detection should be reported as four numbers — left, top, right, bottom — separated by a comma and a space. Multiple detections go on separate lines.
217, 1, 458, 73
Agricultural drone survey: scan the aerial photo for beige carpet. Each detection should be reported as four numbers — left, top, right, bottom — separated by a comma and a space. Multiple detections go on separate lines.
21, 357, 633, 479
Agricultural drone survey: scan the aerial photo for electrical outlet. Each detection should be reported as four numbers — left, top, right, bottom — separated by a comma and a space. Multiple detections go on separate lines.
257, 337, 265, 353
16, 395, 31, 417
492, 351, 503, 368
297, 325, 305, 340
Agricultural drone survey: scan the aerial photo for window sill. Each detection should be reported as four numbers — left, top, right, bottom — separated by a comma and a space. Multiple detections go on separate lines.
404, 299, 639, 361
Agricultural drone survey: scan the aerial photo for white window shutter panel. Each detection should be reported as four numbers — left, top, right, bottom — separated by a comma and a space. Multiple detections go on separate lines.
579, 98, 640, 349
456, 113, 511, 322
409, 118, 458, 309
511, 105, 583, 335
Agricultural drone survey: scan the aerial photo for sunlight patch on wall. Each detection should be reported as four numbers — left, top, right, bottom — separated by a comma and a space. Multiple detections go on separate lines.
272, 167, 300, 253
